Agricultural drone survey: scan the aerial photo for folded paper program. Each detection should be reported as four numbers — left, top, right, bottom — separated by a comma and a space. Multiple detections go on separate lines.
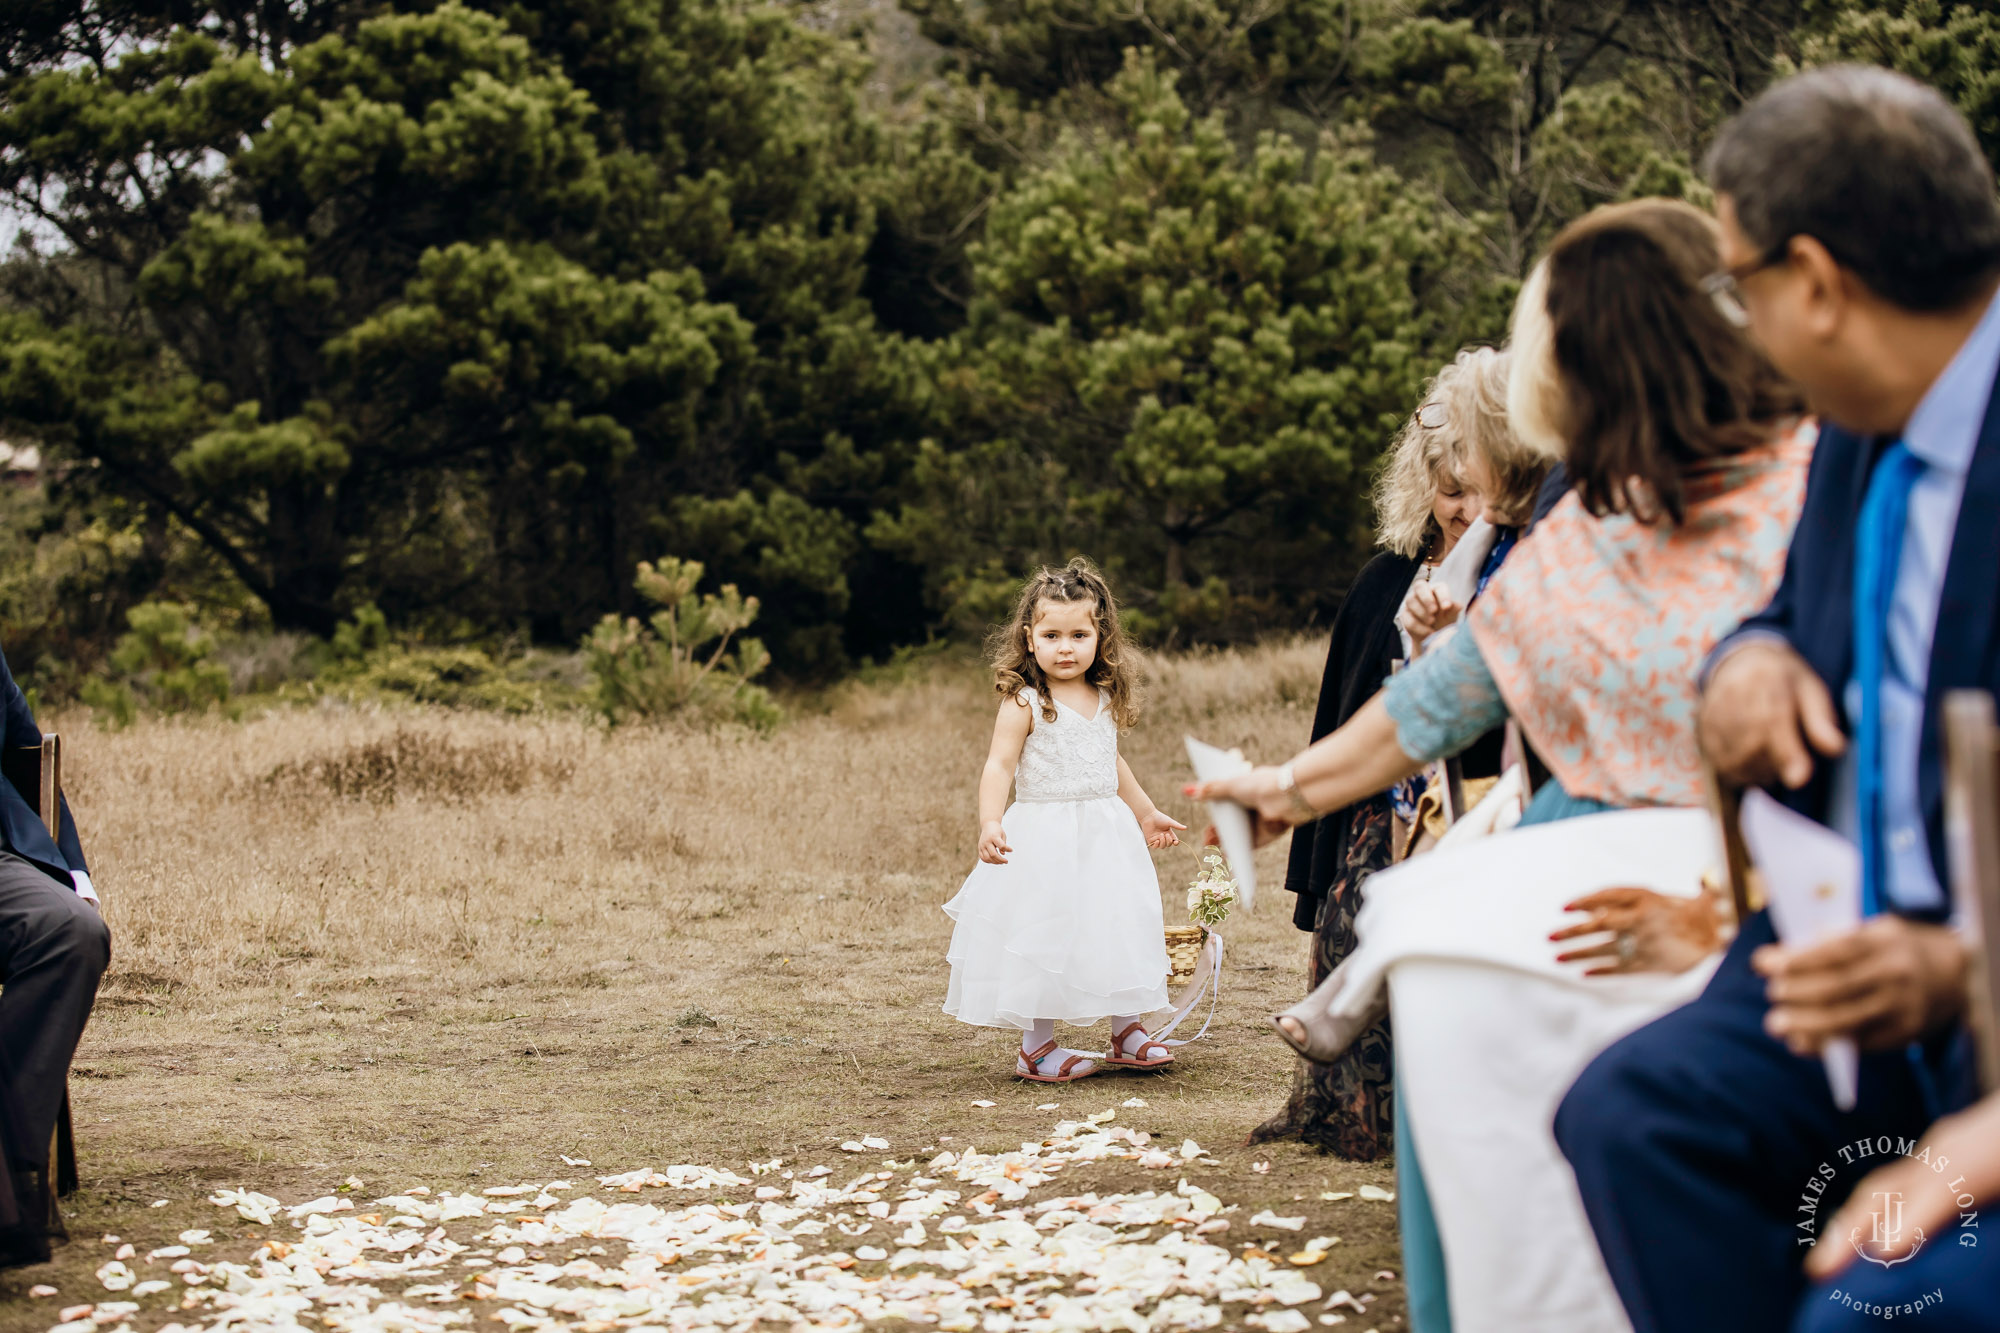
1183, 737, 1258, 910
1736, 789, 1863, 1110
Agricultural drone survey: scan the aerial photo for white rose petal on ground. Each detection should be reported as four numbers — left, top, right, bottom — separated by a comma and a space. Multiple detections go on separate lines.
1249, 1211, 1307, 1231
1357, 1185, 1395, 1202
970, 1100, 996, 1108
95, 1262, 135, 1291
1319, 1191, 1353, 1202
27, 1285, 55, 1298
1122, 1098, 1148, 1108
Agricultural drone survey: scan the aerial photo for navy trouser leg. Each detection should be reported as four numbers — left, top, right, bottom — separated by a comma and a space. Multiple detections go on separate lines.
0, 851, 108, 1173
1555, 913, 1939, 1333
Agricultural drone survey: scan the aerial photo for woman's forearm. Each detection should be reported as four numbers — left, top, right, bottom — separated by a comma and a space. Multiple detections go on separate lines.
1291, 693, 1427, 816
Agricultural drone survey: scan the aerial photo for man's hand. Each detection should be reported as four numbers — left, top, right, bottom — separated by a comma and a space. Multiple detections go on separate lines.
1752, 917, 1968, 1054
1805, 1093, 2000, 1279
978, 820, 1012, 865
1698, 639, 1846, 788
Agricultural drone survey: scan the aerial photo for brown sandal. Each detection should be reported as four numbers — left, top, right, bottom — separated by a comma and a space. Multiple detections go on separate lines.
1016, 1039, 1099, 1083
1101, 1022, 1175, 1070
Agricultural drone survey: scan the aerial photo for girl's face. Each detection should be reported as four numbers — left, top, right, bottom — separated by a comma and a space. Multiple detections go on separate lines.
1431, 468, 1482, 559
1028, 598, 1099, 681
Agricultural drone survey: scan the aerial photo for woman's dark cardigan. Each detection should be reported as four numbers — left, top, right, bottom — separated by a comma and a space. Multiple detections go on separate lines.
1283, 551, 1419, 931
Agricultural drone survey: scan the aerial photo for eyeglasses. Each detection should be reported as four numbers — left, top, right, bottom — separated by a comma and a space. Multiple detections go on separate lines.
1701, 240, 1792, 328
1414, 401, 1449, 430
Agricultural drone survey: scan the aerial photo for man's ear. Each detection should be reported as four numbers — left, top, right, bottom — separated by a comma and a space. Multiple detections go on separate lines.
1789, 235, 1849, 341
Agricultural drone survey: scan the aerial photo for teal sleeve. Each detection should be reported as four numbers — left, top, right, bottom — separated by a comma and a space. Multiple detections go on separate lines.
1381, 627, 1510, 763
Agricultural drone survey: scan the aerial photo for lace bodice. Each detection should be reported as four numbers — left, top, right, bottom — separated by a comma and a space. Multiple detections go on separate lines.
1014, 687, 1120, 802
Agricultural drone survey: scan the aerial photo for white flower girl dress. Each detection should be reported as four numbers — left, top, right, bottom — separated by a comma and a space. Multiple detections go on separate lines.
943, 687, 1169, 1028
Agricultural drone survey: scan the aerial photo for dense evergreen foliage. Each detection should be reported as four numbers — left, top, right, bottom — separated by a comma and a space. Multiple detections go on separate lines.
0, 0, 1989, 687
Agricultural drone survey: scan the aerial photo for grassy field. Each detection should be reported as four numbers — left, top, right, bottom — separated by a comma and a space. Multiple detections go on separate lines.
0, 639, 1406, 1329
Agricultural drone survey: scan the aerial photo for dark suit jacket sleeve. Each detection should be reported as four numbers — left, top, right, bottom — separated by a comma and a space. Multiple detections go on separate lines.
0, 646, 87, 876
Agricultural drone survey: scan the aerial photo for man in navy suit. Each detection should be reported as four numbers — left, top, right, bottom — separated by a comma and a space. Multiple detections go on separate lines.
0, 644, 108, 1267
1555, 67, 2000, 1332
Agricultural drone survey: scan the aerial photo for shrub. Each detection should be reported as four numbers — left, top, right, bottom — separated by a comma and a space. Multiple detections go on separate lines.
262, 727, 578, 804
583, 558, 780, 729
82, 601, 232, 725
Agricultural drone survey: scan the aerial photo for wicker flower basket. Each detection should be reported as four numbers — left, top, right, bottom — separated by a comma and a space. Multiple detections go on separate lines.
1164, 926, 1209, 983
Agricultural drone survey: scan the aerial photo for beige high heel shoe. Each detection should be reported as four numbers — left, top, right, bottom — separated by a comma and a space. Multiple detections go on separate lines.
1270, 959, 1387, 1063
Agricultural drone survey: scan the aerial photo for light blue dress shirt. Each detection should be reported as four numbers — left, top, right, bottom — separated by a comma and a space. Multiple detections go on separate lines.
1828, 285, 2000, 912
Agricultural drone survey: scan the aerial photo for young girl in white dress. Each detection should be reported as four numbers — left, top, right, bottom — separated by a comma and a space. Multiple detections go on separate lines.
942, 558, 1187, 1083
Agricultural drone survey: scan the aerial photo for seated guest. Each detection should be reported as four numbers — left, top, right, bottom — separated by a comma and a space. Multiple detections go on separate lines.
1256, 351, 1486, 1157
1190, 197, 1814, 1331
0, 645, 108, 1267
1554, 65, 2000, 1333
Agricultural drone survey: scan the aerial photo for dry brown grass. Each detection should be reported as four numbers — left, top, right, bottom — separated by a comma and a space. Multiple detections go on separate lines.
1, 636, 1406, 1327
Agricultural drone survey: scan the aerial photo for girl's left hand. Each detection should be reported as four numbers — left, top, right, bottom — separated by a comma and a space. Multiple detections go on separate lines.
1184, 768, 1299, 848
1140, 810, 1188, 849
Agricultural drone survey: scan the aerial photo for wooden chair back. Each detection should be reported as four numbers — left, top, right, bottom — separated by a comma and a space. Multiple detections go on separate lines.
1701, 760, 1763, 925
1945, 690, 2000, 1095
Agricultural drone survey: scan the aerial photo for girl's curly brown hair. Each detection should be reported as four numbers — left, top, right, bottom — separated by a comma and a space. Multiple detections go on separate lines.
990, 557, 1142, 728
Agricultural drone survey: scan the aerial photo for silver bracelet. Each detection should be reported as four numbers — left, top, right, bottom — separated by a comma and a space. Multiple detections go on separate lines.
1276, 761, 1320, 822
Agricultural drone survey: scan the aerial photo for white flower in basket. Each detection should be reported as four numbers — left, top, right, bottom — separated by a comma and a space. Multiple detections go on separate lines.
1167, 849, 1236, 980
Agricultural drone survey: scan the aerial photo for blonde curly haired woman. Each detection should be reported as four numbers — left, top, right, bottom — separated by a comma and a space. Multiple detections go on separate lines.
1256, 348, 1491, 1157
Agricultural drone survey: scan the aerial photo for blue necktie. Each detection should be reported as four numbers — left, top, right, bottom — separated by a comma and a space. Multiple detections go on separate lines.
1851, 441, 1923, 918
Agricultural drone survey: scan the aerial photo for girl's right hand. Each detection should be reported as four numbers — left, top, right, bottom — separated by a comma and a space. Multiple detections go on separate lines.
978, 820, 1012, 864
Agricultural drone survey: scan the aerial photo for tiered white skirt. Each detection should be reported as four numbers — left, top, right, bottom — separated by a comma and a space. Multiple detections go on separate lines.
942, 796, 1169, 1028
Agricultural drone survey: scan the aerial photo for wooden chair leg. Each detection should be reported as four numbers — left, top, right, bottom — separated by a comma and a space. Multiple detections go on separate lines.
54, 1087, 76, 1198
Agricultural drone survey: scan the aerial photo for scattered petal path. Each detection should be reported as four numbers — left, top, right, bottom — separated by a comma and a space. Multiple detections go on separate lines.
47, 1116, 1393, 1332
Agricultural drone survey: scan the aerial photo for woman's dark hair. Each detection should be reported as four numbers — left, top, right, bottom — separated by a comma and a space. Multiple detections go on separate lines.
1538, 199, 1806, 524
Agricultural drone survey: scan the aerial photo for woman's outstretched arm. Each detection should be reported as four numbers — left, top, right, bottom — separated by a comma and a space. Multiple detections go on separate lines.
1187, 628, 1510, 844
